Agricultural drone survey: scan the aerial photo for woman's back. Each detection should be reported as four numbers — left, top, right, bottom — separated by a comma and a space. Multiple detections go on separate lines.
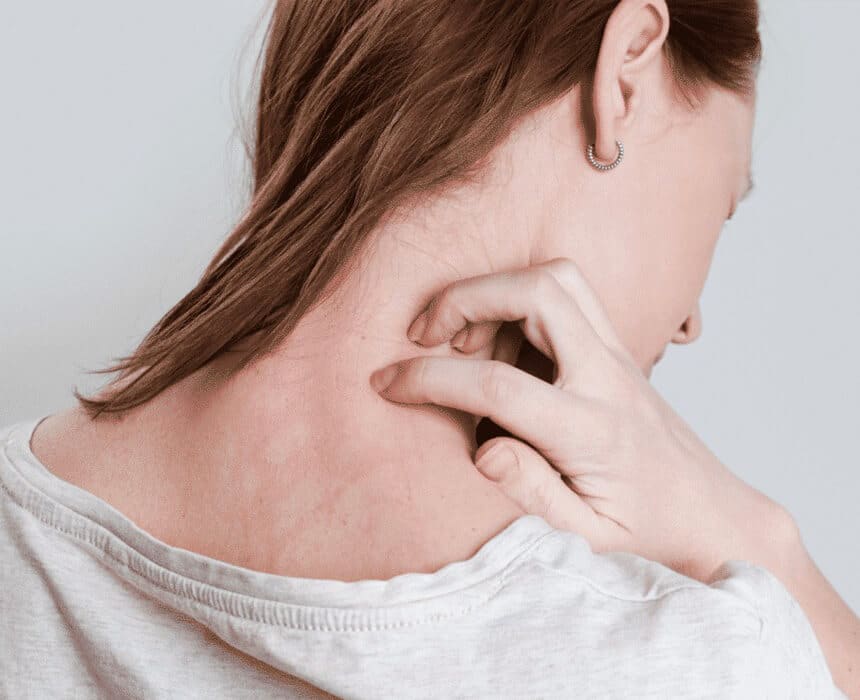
25, 398, 526, 582
0, 417, 842, 699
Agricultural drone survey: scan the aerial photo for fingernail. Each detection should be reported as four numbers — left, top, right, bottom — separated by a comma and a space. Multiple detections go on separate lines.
370, 363, 399, 393
474, 444, 514, 477
407, 313, 428, 343
450, 327, 469, 350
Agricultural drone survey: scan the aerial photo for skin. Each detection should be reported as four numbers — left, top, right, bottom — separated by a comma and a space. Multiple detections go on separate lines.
33, 0, 753, 580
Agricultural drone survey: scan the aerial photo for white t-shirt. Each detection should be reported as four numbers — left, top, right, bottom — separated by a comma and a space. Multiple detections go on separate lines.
0, 416, 846, 699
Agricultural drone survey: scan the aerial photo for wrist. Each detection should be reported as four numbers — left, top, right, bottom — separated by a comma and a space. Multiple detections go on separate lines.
744, 500, 805, 577
695, 494, 802, 584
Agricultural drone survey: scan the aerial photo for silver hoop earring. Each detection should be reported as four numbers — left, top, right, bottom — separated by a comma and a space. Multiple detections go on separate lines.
586, 140, 624, 171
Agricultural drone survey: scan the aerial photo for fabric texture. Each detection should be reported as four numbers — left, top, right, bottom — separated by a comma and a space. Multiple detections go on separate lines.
0, 416, 846, 699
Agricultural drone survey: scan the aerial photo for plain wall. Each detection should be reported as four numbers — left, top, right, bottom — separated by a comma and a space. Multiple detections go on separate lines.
1, 1, 857, 610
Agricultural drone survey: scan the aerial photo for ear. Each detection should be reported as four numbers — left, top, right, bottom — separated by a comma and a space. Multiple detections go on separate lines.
590, 0, 670, 164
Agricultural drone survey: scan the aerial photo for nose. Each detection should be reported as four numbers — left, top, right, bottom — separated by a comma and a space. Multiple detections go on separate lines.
671, 303, 702, 345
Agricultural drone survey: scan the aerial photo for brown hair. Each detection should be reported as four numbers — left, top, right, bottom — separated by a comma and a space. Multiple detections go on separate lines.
74, 0, 761, 419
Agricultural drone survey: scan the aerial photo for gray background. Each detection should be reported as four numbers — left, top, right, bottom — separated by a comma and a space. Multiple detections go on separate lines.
1, 1, 857, 610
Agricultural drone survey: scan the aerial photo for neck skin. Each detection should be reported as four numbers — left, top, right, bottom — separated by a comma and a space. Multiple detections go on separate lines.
57, 93, 596, 581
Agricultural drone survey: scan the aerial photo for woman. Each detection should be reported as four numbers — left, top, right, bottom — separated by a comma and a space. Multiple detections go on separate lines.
0, 0, 855, 697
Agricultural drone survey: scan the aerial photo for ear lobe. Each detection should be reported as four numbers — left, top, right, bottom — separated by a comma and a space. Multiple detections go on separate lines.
590, 0, 670, 161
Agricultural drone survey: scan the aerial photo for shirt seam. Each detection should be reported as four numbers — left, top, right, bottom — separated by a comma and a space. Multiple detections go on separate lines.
0, 465, 557, 630
529, 558, 767, 610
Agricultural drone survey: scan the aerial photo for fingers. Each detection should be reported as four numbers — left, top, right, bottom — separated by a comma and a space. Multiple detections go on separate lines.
406, 258, 630, 388
539, 258, 629, 356
474, 437, 602, 538
373, 355, 597, 460
407, 263, 605, 387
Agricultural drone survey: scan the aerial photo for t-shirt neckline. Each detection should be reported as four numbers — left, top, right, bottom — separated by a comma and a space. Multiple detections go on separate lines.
1, 414, 557, 628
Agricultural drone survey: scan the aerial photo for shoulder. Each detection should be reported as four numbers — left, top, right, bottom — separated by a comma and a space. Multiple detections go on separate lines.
496, 529, 841, 695
710, 559, 844, 697
27, 407, 95, 482
500, 528, 766, 640
476, 532, 762, 692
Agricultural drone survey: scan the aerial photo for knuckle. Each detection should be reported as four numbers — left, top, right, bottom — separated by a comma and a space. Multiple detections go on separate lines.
553, 368, 582, 395
433, 285, 455, 313
479, 360, 514, 405
544, 258, 584, 294
544, 256, 580, 279
411, 356, 434, 399
431, 286, 462, 332
542, 258, 590, 308
530, 474, 559, 519
527, 267, 564, 302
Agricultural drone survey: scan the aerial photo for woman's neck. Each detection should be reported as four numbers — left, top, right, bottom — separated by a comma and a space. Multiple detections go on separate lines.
57, 206, 543, 579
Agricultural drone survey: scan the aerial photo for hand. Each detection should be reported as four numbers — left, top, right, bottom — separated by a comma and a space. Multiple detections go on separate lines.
369, 258, 795, 582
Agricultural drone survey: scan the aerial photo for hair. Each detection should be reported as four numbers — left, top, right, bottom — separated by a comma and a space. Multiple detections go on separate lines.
74, 0, 761, 419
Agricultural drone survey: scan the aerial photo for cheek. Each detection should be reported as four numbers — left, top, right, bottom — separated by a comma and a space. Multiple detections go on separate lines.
596, 200, 724, 367
666, 199, 725, 301
652, 215, 723, 340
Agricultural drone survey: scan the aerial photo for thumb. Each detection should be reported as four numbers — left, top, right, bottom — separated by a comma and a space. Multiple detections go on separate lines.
473, 438, 600, 537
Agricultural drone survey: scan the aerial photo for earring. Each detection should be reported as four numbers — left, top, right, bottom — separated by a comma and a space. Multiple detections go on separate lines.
586, 140, 624, 171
